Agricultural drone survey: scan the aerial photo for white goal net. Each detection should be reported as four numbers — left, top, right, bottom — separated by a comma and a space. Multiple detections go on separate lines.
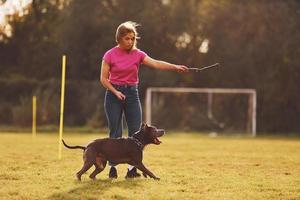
145, 87, 257, 136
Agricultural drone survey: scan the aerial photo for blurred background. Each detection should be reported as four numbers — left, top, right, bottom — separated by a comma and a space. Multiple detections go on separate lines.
0, 0, 299, 135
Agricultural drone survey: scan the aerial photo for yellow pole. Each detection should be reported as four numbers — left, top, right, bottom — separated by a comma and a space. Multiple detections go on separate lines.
32, 96, 37, 139
58, 55, 66, 160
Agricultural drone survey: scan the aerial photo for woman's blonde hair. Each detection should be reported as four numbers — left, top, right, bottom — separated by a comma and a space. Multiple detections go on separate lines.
115, 21, 140, 48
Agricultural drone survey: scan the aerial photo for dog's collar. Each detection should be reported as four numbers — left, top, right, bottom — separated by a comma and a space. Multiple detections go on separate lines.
130, 137, 144, 149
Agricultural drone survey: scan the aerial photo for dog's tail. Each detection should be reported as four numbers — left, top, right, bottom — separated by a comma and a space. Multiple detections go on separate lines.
62, 139, 86, 150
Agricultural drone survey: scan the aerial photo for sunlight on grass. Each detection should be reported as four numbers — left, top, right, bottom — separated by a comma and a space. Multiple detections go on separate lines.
0, 132, 299, 200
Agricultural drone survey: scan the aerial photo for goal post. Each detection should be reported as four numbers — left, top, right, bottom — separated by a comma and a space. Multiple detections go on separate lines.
145, 87, 257, 136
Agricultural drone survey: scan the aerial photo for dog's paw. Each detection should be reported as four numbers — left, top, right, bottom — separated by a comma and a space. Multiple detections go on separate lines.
153, 176, 160, 181
76, 175, 82, 181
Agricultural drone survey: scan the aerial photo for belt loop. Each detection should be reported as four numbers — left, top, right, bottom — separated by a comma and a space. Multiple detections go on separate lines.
112, 83, 137, 89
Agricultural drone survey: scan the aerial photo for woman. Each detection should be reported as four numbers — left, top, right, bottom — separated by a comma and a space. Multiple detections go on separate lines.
100, 21, 188, 179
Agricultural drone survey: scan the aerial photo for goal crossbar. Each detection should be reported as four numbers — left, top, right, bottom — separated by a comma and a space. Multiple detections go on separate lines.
145, 87, 257, 136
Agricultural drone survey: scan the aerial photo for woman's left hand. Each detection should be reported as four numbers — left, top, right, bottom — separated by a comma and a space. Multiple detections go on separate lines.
175, 65, 189, 73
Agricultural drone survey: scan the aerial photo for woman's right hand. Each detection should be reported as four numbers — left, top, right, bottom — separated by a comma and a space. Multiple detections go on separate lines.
175, 65, 189, 73
114, 91, 126, 100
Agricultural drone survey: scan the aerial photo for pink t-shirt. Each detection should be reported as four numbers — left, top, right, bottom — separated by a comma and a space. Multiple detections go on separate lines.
103, 46, 147, 85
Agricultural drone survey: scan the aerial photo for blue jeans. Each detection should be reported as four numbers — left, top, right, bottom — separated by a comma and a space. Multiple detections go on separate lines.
104, 84, 142, 139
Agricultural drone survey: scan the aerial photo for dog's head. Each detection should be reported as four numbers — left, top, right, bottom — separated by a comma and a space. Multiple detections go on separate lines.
141, 123, 165, 145
138, 123, 165, 145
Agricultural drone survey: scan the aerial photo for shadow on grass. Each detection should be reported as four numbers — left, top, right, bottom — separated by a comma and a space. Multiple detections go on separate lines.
47, 178, 145, 200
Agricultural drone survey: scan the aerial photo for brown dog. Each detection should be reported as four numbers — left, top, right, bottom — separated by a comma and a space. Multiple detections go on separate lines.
62, 123, 164, 181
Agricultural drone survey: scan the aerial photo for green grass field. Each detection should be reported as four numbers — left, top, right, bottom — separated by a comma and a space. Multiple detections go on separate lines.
0, 132, 299, 200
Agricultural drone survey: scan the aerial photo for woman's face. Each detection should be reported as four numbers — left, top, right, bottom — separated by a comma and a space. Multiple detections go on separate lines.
119, 32, 135, 50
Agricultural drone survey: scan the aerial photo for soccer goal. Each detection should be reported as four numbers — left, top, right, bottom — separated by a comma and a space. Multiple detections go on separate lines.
145, 87, 257, 136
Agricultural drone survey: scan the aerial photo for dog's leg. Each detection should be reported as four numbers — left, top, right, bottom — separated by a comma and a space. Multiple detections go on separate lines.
76, 148, 96, 181
89, 157, 107, 180
76, 162, 94, 181
89, 166, 102, 180
135, 163, 160, 180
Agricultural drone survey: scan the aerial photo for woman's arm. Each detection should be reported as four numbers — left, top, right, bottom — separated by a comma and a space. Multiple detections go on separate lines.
142, 56, 189, 72
100, 60, 125, 100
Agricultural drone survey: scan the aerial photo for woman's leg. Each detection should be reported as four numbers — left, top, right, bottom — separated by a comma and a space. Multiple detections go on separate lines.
104, 90, 123, 139
124, 86, 142, 137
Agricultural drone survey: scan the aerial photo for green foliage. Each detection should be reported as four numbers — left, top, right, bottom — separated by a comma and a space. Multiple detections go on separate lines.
0, 78, 105, 127
0, 102, 13, 124
11, 96, 32, 126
